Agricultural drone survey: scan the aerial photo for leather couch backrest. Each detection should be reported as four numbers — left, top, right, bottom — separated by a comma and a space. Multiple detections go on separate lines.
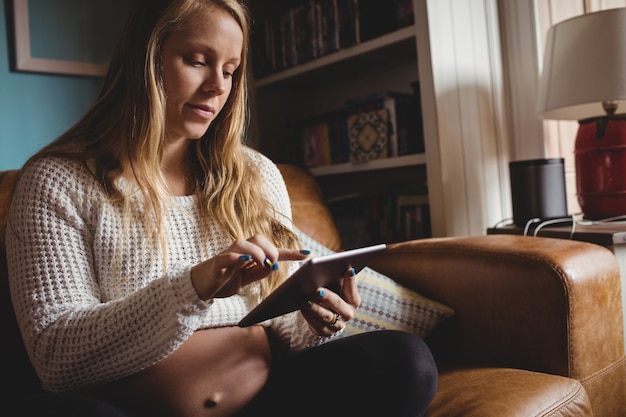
0, 171, 17, 299
0, 170, 19, 253
276, 164, 343, 252
1, 170, 42, 396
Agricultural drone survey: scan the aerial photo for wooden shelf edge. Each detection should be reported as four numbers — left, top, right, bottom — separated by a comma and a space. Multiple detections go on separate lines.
254, 26, 417, 88
309, 153, 426, 177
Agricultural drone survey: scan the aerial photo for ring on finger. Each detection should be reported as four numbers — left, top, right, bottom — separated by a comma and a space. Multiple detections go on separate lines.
327, 312, 341, 328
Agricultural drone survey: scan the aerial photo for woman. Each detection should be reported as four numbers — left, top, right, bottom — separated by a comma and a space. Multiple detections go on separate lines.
6, 1, 437, 416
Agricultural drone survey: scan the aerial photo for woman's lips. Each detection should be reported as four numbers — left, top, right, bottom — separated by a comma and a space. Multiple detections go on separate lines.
187, 103, 215, 119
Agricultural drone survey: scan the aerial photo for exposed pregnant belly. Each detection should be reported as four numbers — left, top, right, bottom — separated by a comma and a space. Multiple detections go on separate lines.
96, 325, 272, 417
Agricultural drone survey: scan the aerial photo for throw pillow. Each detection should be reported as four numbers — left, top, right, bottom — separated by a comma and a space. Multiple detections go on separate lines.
293, 227, 454, 339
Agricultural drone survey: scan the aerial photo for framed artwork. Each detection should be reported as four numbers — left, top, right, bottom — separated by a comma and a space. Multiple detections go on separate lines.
12, 0, 131, 77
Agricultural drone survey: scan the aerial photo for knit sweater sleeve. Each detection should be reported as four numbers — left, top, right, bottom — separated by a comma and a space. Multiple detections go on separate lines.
7, 153, 331, 392
5, 158, 243, 392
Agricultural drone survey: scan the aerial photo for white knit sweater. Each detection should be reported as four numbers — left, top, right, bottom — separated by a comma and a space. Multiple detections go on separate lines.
6, 149, 329, 392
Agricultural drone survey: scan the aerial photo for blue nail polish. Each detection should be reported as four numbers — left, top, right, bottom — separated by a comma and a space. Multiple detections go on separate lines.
317, 289, 325, 297
300, 249, 311, 255
349, 267, 356, 276
239, 254, 252, 261
272, 262, 279, 271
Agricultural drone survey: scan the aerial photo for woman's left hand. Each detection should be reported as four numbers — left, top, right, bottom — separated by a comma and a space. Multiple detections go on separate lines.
299, 268, 361, 336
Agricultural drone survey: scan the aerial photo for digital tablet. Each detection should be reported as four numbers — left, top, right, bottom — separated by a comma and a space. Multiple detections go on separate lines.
238, 243, 387, 327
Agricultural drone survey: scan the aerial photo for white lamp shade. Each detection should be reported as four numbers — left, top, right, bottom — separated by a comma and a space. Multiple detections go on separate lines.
537, 7, 626, 120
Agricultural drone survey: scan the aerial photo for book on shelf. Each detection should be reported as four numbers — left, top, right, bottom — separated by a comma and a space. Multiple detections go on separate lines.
328, 192, 430, 248
278, 11, 290, 69
301, 117, 332, 168
251, 0, 346, 77
347, 107, 390, 163
318, 0, 342, 56
327, 108, 350, 164
297, 89, 423, 167
337, 0, 359, 48
250, 0, 414, 78
396, 194, 430, 241
346, 91, 423, 158
299, 109, 349, 167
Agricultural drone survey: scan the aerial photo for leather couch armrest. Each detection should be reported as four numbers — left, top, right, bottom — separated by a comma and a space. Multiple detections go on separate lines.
368, 234, 625, 382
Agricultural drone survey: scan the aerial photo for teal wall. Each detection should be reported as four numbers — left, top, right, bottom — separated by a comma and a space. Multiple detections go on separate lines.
0, 1, 126, 170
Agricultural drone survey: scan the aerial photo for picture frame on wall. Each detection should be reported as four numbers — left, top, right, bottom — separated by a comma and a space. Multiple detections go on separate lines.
12, 0, 131, 77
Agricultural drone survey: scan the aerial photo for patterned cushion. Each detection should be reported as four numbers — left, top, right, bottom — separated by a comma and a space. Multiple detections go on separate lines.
294, 227, 454, 339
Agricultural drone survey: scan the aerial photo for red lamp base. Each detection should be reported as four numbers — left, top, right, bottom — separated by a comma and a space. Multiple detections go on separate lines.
575, 115, 626, 219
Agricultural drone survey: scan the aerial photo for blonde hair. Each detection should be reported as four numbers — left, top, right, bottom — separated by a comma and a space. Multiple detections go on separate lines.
27, 0, 297, 296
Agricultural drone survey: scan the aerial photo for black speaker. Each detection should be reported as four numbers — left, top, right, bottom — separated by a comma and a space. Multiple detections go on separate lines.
509, 158, 568, 227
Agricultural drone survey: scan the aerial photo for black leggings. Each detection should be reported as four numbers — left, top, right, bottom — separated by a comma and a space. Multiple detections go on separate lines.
11, 330, 437, 417
8, 391, 132, 417
238, 330, 438, 417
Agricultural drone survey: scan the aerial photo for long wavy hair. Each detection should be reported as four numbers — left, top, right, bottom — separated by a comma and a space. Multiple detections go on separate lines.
27, 0, 298, 296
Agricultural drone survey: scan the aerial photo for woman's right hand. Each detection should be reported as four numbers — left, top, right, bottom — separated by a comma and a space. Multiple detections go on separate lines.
190, 234, 307, 301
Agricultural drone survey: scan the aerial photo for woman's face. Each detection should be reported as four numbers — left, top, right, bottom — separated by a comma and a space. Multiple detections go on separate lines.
160, 7, 243, 142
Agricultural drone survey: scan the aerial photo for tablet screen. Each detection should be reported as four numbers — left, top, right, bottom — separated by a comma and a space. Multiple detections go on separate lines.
238, 243, 387, 327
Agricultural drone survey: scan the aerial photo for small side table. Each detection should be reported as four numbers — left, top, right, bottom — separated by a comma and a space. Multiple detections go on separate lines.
488, 221, 626, 349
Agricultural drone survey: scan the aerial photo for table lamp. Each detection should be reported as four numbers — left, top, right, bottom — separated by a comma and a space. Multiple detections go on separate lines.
537, 7, 626, 220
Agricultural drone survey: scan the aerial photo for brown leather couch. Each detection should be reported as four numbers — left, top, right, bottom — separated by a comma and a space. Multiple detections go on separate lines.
2, 165, 625, 417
